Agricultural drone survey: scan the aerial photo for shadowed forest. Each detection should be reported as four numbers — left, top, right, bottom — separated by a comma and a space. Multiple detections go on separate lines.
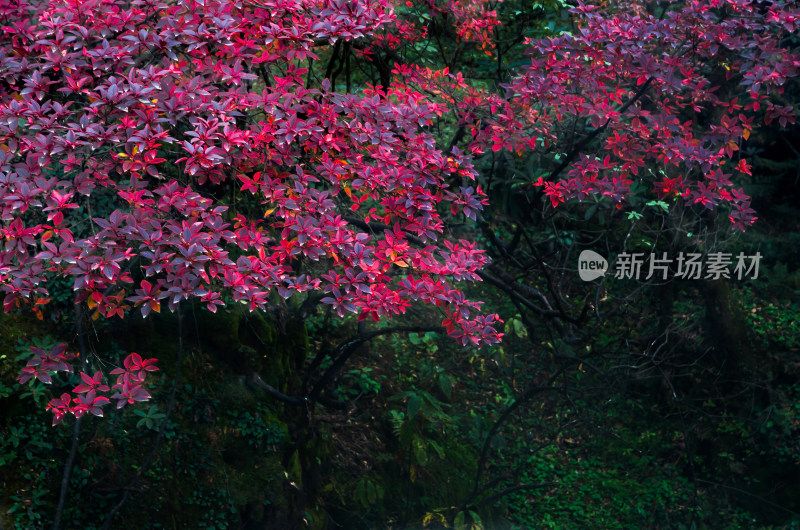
1, 0, 800, 528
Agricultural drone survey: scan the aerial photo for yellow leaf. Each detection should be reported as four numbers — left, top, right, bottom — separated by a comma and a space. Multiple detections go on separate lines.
264, 207, 276, 217
394, 260, 409, 267
742, 128, 750, 141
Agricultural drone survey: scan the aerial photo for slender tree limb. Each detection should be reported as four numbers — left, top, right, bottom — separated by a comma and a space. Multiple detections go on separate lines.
52, 302, 91, 530
308, 325, 442, 402
476, 269, 555, 317
101, 307, 185, 530
250, 372, 305, 406
247, 324, 443, 407
331, 42, 350, 89
546, 77, 653, 182
469, 371, 564, 503
323, 40, 342, 82
447, 124, 466, 154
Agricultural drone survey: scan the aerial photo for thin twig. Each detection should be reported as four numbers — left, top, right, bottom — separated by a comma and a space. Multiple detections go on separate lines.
52, 303, 91, 530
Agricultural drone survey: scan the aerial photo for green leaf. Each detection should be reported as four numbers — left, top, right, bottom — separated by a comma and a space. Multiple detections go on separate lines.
412, 435, 428, 466
646, 199, 670, 212
438, 374, 453, 400
626, 211, 643, 220
407, 393, 421, 421
428, 439, 446, 459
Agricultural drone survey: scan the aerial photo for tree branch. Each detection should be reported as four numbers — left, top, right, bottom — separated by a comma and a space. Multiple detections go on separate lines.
250, 372, 305, 406
308, 325, 442, 402
52, 302, 91, 530
469, 372, 564, 503
101, 307, 185, 530
546, 77, 653, 182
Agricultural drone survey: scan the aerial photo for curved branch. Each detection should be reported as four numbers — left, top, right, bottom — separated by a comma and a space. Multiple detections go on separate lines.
250, 372, 305, 406
308, 325, 442, 402
468, 371, 564, 504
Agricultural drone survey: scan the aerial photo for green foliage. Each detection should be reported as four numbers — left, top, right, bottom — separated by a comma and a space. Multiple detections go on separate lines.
744, 292, 800, 350
334, 367, 381, 399
1, 414, 64, 529
454, 509, 483, 530
225, 405, 285, 448
133, 405, 167, 430
354, 477, 385, 508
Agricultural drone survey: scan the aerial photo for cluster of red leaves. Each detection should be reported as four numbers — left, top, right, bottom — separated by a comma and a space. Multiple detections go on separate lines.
398, 0, 800, 230
18, 345, 157, 425
5, 0, 798, 423
0, 0, 501, 366
0, 0, 506, 422
428, 0, 501, 53
374, 0, 500, 52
